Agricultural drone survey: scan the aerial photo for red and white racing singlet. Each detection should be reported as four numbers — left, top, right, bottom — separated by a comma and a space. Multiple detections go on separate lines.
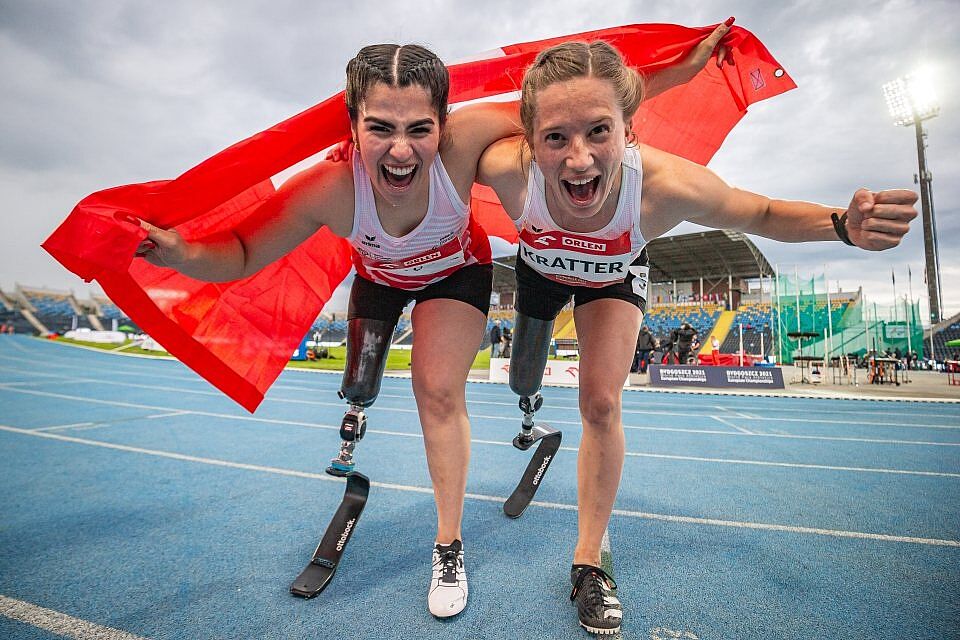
348, 149, 490, 290
516, 147, 647, 288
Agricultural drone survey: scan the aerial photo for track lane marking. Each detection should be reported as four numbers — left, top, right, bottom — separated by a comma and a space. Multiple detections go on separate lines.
8, 339, 960, 425
2, 363, 957, 431
4, 386, 960, 476
5, 342, 960, 409
711, 415, 753, 435
0, 594, 150, 640
9, 371, 959, 446
1, 424, 958, 547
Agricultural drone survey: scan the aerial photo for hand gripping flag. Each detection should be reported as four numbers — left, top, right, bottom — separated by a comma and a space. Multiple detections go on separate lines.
43, 22, 795, 412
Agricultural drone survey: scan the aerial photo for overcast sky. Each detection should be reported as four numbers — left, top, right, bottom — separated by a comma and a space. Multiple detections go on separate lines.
1, 0, 957, 322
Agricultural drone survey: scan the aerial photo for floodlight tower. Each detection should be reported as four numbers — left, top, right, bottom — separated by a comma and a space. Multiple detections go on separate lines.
883, 71, 942, 324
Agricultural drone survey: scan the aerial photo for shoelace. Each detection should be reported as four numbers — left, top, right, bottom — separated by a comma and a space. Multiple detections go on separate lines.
436, 550, 460, 584
571, 567, 618, 611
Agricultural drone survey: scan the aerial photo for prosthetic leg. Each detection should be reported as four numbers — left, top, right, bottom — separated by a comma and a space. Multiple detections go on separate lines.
290, 318, 394, 598
502, 313, 563, 518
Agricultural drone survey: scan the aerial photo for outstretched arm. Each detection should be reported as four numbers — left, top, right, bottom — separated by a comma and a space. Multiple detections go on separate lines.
639, 144, 918, 250
644, 19, 735, 100
135, 160, 354, 281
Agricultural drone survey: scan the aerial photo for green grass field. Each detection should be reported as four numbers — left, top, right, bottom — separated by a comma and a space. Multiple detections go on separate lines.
54, 337, 493, 370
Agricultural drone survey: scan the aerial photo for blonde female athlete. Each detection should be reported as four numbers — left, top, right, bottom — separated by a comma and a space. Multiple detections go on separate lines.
478, 41, 917, 634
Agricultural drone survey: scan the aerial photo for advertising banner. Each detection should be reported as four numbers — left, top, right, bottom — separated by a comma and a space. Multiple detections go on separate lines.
489, 358, 628, 387
649, 364, 785, 389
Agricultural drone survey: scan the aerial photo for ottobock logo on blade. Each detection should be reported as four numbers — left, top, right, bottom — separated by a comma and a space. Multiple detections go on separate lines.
336, 518, 356, 551
532, 455, 552, 485
562, 237, 605, 251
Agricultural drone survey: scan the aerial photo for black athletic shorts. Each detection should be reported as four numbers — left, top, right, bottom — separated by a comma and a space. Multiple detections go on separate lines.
514, 248, 649, 321
348, 263, 493, 324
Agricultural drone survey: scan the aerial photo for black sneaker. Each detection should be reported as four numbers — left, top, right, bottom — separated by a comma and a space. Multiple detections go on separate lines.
570, 564, 622, 635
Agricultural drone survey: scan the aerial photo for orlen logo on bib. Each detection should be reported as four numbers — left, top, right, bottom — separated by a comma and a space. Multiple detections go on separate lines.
562, 237, 605, 252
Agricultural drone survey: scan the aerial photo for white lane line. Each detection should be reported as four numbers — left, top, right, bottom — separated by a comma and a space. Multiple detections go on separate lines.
611, 450, 960, 478
8, 343, 960, 410
5, 352, 960, 423
3, 386, 960, 477
1, 424, 956, 548
605, 506, 960, 547
7, 375, 959, 447
711, 415, 753, 435
394, 436, 960, 477
0, 594, 150, 640
33, 422, 97, 432
615, 425, 960, 447
0, 381, 52, 388
146, 412, 190, 419
0, 339, 33, 354
5, 364, 957, 432
718, 405, 757, 422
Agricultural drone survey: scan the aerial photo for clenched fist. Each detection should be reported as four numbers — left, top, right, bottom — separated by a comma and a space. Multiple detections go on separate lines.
845, 188, 918, 251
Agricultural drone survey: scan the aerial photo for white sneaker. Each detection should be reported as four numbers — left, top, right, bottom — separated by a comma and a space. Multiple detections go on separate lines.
428, 539, 468, 617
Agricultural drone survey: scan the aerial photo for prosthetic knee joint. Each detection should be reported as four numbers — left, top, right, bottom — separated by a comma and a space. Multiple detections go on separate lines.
327, 318, 395, 477
502, 313, 563, 519
509, 313, 554, 449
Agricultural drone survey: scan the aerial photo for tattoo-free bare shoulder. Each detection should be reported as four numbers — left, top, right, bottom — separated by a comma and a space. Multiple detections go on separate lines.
478, 136, 528, 220
275, 157, 356, 239
440, 102, 523, 195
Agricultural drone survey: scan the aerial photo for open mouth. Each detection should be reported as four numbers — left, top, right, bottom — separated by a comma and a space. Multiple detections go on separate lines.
562, 175, 600, 206
381, 164, 418, 190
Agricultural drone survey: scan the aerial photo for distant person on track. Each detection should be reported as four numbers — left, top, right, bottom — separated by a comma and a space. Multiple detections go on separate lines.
501, 325, 513, 358
490, 319, 502, 358
633, 325, 656, 373
675, 322, 698, 364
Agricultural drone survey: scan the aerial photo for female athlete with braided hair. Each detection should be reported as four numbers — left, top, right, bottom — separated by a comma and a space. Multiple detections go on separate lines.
134, 31, 731, 618
478, 40, 918, 634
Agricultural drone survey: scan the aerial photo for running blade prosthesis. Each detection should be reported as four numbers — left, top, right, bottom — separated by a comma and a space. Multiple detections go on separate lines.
290, 408, 369, 598
504, 393, 561, 518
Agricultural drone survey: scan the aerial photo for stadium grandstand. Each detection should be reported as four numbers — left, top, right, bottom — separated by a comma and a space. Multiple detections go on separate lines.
927, 311, 960, 361
484, 230, 941, 365
0, 285, 137, 336
6, 235, 957, 364
490, 230, 773, 360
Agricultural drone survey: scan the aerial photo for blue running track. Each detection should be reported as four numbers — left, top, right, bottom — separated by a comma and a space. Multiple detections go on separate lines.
1, 335, 958, 639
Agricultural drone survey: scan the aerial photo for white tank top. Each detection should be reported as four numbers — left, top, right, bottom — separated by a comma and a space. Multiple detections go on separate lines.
515, 146, 647, 288
347, 147, 487, 290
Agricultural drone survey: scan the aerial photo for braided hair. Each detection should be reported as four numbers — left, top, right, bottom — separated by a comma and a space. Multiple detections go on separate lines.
345, 44, 449, 126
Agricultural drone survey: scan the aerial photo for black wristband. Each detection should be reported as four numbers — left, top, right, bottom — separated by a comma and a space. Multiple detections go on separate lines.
831, 211, 855, 246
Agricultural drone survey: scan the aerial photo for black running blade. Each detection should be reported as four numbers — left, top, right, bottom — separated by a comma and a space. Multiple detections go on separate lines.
290, 472, 370, 598
504, 426, 561, 519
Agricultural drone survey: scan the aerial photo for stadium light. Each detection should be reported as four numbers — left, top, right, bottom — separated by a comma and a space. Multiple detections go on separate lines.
883, 69, 942, 325
883, 70, 939, 126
